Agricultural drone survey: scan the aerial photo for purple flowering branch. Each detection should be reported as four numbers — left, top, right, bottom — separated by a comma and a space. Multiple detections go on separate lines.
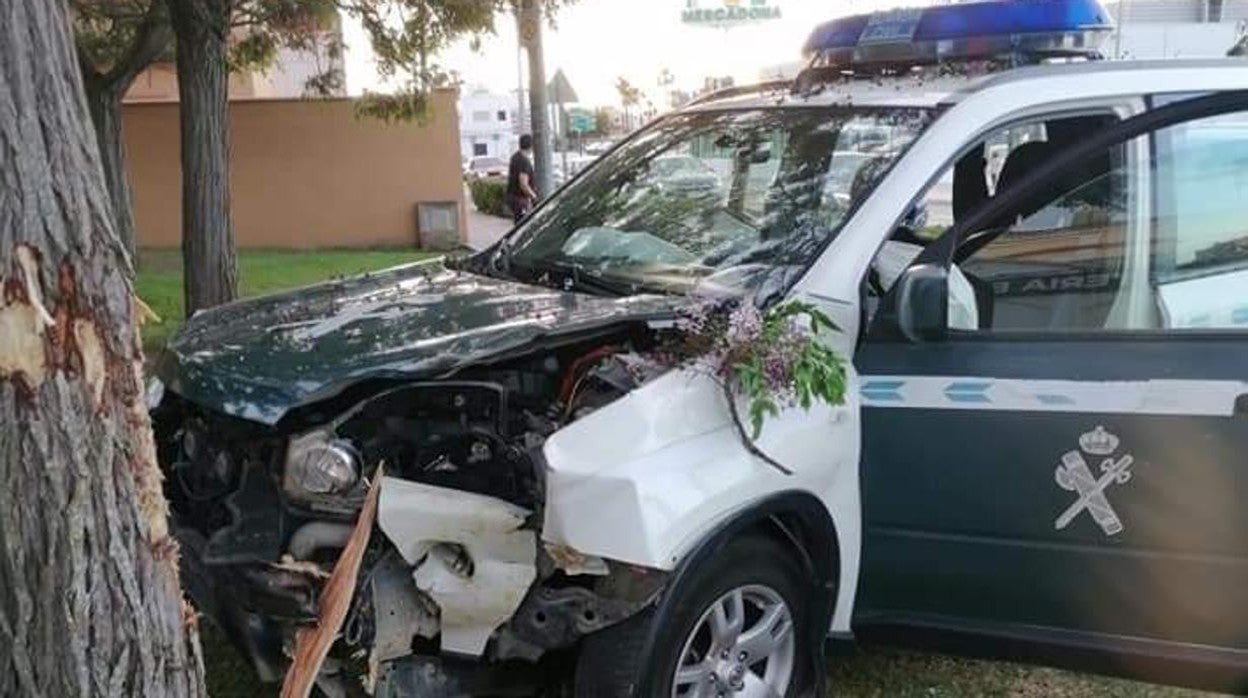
657, 299, 848, 476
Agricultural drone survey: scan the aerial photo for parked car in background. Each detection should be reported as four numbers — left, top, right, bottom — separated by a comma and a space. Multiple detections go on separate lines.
552, 153, 602, 188
584, 139, 614, 156
647, 154, 723, 195
466, 155, 508, 180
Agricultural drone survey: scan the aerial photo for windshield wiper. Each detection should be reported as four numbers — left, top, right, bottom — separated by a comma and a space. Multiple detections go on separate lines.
518, 258, 638, 297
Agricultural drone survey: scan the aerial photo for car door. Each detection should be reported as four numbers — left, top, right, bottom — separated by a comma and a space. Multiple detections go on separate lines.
852, 91, 1248, 674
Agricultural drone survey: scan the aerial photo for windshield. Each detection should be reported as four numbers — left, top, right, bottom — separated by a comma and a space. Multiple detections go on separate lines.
503, 107, 934, 299
653, 155, 712, 178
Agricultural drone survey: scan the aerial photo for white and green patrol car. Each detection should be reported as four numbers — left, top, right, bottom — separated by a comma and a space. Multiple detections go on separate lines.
538, 2, 1248, 692
154, 0, 1248, 695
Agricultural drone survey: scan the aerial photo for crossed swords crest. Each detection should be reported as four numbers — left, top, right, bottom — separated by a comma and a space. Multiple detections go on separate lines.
1054, 426, 1135, 536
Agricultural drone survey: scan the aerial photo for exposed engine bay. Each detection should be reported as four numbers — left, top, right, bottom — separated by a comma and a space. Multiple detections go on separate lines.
153, 324, 671, 694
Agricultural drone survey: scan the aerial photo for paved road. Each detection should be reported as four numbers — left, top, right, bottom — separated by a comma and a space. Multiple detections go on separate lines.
465, 189, 514, 251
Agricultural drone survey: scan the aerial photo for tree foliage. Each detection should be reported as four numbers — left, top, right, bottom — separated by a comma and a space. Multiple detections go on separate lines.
348, 0, 574, 122
593, 106, 612, 135
615, 76, 642, 109
227, 0, 346, 92
72, 0, 172, 80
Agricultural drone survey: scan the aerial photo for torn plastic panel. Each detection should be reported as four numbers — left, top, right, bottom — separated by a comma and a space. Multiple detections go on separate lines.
378, 478, 537, 656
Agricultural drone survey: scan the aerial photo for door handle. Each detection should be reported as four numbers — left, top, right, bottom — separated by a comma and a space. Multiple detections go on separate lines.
1236, 394, 1248, 416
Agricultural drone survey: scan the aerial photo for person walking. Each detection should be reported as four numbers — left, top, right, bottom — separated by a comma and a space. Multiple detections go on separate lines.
507, 134, 539, 223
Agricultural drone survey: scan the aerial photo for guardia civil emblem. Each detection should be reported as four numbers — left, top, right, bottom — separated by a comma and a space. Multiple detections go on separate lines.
1055, 426, 1135, 536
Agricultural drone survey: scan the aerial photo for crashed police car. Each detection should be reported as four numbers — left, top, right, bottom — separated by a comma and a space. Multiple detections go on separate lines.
150, 1, 1248, 695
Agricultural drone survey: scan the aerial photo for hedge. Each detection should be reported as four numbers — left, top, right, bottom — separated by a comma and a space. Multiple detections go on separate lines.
469, 178, 508, 218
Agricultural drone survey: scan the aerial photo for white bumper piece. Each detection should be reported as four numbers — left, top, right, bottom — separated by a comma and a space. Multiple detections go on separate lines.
377, 478, 536, 657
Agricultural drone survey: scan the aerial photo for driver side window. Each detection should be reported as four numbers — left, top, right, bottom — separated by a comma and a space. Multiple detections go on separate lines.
959, 159, 1130, 332
869, 113, 1128, 332
878, 104, 1248, 335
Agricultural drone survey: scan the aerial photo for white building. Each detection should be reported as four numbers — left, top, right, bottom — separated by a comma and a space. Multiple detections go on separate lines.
1106, 0, 1248, 59
458, 88, 521, 162
254, 42, 346, 98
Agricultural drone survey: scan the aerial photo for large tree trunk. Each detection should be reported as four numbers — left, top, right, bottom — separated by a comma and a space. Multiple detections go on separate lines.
167, 0, 237, 316
85, 83, 139, 258
0, 0, 206, 696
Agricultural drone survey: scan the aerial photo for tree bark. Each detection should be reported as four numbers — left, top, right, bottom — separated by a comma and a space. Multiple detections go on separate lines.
76, 0, 172, 261
85, 83, 139, 259
167, 0, 238, 316
0, 0, 207, 696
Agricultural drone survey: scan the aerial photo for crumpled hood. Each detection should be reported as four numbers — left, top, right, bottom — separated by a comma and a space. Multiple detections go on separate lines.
155, 260, 681, 425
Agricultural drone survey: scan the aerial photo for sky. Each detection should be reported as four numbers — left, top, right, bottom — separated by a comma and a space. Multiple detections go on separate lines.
343, 0, 936, 108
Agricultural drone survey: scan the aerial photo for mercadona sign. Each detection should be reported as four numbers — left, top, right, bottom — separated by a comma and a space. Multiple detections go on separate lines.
681, 0, 782, 28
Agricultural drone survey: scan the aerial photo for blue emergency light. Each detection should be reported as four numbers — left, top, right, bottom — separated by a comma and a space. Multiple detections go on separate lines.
804, 0, 1114, 69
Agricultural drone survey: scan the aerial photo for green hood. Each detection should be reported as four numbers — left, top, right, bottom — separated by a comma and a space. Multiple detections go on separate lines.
155, 261, 680, 425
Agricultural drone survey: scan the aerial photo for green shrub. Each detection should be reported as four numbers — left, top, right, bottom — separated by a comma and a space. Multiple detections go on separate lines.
469, 178, 508, 218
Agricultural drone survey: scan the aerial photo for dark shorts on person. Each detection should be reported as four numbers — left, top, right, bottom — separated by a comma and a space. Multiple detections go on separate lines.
509, 195, 532, 223
507, 150, 536, 223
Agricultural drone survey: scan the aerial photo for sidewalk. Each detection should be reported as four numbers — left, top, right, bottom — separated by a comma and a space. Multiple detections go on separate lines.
465, 192, 513, 251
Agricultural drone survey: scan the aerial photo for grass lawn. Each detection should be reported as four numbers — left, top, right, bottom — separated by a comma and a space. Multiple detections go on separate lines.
200, 618, 1219, 698
827, 647, 1217, 697
135, 248, 438, 352
165, 249, 1221, 697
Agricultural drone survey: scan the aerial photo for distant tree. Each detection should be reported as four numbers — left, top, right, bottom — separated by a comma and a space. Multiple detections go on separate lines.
615, 76, 642, 129
657, 66, 674, 90
165, 0, 572, 315
594, 106, 613, 136
71, 0, 174, 258
166, 0, 344, 315
349, 0, 498, 122
1, 0, 206, 694
71, 0, 343, 269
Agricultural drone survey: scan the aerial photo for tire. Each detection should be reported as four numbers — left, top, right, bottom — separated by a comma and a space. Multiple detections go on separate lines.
574, 535, 810, 698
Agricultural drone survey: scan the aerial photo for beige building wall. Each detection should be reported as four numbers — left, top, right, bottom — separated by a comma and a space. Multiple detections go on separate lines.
124, 62, 267, 102
123, 90, 465, 249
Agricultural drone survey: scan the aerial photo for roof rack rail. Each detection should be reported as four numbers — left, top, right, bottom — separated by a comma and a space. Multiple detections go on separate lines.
686, 79, 794, 107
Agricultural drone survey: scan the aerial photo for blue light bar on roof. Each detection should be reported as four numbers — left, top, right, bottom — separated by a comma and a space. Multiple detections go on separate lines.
804, 0, 1113, 68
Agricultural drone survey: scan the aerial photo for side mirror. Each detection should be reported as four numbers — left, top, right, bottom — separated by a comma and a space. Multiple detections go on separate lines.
895, 264, 949, 343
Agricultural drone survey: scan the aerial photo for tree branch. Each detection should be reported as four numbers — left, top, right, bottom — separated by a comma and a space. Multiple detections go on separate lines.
99, 0, 171, 92
719, 381, 793, 476
75, 35, 105, 87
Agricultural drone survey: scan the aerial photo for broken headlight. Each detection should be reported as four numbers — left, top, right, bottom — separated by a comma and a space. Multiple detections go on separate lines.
283, 429, 361, 504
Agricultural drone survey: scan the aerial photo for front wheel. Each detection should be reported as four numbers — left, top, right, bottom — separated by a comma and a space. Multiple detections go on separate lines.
575, 535, 810, 698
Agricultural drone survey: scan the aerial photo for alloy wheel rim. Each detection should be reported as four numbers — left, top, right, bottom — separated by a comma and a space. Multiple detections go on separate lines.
671, 584, 796, 698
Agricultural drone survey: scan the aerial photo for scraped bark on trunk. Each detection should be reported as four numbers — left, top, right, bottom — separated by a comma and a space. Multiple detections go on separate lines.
0, 1, 207, 696
167, 0, 238, 315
